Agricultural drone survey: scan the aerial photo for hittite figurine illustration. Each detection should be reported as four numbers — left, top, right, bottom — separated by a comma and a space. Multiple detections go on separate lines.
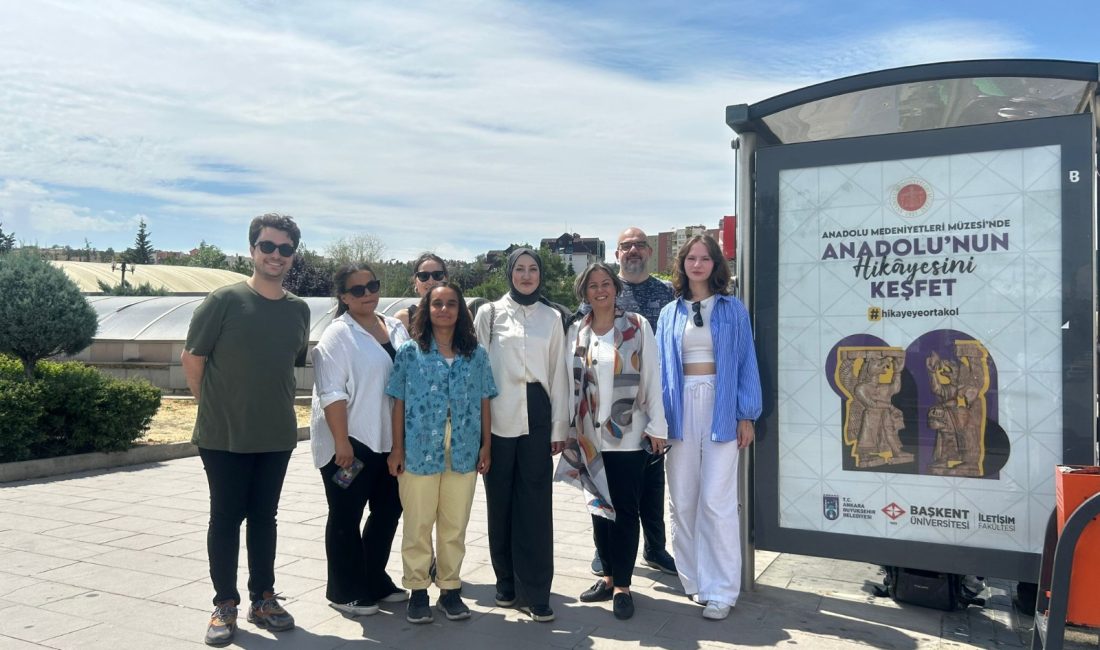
926, 341, 989, 477
838, 348, 914, 468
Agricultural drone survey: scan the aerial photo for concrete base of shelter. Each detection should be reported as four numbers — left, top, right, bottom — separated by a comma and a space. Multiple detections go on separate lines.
0, 426, 310, 483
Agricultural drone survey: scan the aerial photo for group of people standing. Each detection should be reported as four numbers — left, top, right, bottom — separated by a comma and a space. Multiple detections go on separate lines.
184, 214, 761, 647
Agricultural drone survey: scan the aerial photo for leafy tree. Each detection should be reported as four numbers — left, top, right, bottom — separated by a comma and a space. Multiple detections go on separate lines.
0, 252, 98, 379
0, 221, 15, 253
188, 240, 229, 269
231, 255, 253, 275
124, 217, 155, 264
449, 257, 493, 292
538, 245, 577, 309
102, 247, 116, 262
465, 269, 508, 301
326, 233, 386, 265
83, 238, 94, 262
282, 245, 335, 297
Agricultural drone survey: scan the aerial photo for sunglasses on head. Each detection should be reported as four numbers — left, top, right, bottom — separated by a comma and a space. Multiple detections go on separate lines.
415, 270, 446, 282
255, 240, 296, 257
691, 300, 703, 327
346, 280, 381, 297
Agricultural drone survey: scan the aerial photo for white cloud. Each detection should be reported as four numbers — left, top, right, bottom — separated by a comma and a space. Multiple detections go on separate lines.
0, 180, 141, 244
0, 1, 1039, 259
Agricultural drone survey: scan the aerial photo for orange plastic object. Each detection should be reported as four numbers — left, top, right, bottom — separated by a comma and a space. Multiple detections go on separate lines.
1055, 465, 1100, 627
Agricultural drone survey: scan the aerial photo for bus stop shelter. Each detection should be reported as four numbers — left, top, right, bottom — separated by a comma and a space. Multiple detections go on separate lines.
727, 59, 1098, 583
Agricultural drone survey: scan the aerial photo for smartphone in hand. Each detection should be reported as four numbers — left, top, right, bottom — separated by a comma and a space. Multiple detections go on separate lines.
331, 457, 365, 489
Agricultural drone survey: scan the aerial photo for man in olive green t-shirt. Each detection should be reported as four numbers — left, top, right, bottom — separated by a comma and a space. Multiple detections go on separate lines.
181, 213, 310, 647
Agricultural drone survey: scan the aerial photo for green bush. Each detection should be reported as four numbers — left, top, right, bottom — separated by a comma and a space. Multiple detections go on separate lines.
0, 252, 98, 379
0, 379, 45, 462
0, 355, 161, 462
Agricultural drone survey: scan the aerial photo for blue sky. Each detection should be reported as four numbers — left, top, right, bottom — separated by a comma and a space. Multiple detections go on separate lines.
0, 0, 1096, 261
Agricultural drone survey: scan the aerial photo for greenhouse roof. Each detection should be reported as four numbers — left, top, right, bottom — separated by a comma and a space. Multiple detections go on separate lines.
56, 261, 249, 294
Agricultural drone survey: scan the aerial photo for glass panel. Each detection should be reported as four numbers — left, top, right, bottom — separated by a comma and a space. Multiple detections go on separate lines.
761, 77, 1095, 143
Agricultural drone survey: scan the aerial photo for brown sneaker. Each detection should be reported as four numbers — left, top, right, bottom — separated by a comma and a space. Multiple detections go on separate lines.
204, 603, 237, 647
247, 593, 295, 631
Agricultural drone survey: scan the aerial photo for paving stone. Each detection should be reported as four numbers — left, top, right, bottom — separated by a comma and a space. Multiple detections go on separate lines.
0, 604, 97, 644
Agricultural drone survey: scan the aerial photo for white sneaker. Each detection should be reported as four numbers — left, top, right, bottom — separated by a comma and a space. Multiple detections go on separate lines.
702, 601, 731, 620
329, 600, 380, 617
691, 594, 707, 606
380, 589, 409, 603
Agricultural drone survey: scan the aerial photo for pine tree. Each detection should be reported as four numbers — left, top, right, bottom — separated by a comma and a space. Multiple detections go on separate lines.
0, 221, 15, 254
125, 218, 155, 264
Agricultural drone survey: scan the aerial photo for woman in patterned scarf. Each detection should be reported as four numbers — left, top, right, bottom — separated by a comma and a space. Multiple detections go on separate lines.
558, 262, 667, 620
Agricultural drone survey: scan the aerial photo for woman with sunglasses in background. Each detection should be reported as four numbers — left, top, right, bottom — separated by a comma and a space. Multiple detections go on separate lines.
655, 235, 761, 621
310, 262, 411, 617
396, 253, 448, 334
473, 248, 570, 622
562, 263, 666, 621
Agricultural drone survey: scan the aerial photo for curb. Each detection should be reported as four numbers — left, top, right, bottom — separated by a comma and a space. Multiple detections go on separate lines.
0, 427, 310, 483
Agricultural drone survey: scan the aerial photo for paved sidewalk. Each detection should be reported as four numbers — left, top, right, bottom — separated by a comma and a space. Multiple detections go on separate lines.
0, 442, 1095, 649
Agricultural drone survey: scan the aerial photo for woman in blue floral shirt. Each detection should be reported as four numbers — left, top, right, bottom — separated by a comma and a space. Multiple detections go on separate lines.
386, 282, 498, 624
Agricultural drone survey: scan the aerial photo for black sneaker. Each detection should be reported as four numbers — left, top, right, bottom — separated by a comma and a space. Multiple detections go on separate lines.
494, 589, 516, 607
643, 548, 677, 575
329, 599, 379, 617
579, 579, 613, 603
438, 589, 471, 621
591, 550, 606, 577
613, 592, 635, 620
204, 603, 237, 647
406, 589, 433, 624
522, 604, 555, 622
247, 594, 294, 631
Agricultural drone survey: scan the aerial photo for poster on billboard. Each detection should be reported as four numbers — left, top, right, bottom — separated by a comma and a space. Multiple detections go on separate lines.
752, 114, 1095, 579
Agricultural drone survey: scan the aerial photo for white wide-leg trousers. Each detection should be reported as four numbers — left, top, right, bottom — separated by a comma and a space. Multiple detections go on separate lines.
667, 374, 742, 606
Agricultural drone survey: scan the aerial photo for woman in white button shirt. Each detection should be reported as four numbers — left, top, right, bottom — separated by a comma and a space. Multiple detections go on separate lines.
473, 248, 570, 623
563, 263, 666, 621
310, 262, 411, 616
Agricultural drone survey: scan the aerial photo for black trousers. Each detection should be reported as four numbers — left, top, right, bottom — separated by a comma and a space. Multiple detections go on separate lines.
484, 383, 554, 608
319, 438, 402, 604
639, 453, 667, 553
593, 450, 647, 588
199, 447, 293, 606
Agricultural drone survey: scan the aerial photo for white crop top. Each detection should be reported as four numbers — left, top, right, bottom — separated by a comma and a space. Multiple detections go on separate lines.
681, 295, 715, 364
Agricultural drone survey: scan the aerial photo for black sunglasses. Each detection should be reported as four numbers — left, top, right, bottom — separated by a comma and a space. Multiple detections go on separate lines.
346, 280, 381, 297
415, 270, 446, 282
255, 240, 296, 257
691, 301, 703, 327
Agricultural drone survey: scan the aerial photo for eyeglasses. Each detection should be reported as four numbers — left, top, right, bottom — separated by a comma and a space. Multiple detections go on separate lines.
617, 240, 649, 252
415, 270, 446, 282
346, 280, 381, 297
691, 301, 703, 327
255, 240, 296, 257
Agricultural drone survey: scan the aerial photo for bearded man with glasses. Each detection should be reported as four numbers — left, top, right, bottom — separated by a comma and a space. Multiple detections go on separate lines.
182, 213, 311, 647
583, 227, 678, 579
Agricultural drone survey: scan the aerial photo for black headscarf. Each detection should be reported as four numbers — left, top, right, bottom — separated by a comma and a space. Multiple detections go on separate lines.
506, 247, 544, 306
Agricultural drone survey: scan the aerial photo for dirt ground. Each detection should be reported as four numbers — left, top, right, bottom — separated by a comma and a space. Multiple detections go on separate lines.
139, 398, 312, 445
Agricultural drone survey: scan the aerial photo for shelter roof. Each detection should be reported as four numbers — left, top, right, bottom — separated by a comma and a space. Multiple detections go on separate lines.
727, 59, 1099, 144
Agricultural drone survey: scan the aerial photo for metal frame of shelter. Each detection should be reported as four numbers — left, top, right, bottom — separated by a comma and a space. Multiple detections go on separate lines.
726, 60, 1099, 586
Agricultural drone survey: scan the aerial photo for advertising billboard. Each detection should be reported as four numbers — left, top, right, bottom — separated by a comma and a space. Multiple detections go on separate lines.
752, 114, 1096, 579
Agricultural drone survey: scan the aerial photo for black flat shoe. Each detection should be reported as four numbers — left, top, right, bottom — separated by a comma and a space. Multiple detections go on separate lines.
613, 592, 634, 620
579, 579, 613, 603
